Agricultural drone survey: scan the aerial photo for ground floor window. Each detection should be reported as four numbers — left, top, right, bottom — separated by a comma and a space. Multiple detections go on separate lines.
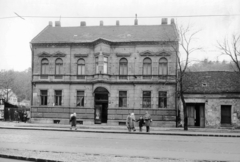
142, 91, 151, 108
55, 90, 62, 106
158, 91, 167, 108
76, 91, 84, 106
119, 91, 127, 107
40, 90, 48, 105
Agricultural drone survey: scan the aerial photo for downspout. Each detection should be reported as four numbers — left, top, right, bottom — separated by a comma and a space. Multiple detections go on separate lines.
69, 44, 72, 117
175, 42, 179, 127
30, 43, 33, 122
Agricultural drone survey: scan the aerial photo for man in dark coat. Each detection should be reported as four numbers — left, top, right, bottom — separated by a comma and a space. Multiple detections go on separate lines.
69, 112, 77, 130
144, 111, 152, 132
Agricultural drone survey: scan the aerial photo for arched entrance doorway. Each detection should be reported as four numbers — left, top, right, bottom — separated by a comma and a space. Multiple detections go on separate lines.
94, 87, 109, 124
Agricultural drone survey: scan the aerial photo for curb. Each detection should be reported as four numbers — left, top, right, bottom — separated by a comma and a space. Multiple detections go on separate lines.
0, 153, 58, 162
0, 126, 240, 137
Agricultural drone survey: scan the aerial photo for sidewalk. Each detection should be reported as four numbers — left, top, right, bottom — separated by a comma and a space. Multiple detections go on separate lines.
0, 121, 239, 137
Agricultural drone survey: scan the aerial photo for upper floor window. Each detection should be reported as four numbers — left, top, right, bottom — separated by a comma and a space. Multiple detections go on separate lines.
119, 91, 127, 107
159, 58, 168, 75
54, 90, 62, 106
143, 58, 152, 79
103, 57, 108, 74
77, 59, 85, 79
40, 90, 48, 105
158, 91, 167, 108
41, 59, 49, 74
41, 59, 49, 79
95, 57, 99, 74
55, 58, 63, 79
119, 58, 128, 79
142, 91, 151, 108
76, 91, 84, 107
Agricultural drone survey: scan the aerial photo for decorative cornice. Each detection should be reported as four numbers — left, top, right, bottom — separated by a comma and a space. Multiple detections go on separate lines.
74, 53, 89, 57
116, 53, 132, 57
52, 51, 66, 57
38, 52, 52, 57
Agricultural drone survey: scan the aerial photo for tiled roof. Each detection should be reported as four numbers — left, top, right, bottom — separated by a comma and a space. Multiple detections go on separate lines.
183, 71, 240, 94
31, 25, 178, 43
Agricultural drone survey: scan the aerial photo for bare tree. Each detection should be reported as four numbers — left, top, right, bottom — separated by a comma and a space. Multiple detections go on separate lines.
217, 34, 240, 72
171, 24, 201, 130
0, 70, 15, 102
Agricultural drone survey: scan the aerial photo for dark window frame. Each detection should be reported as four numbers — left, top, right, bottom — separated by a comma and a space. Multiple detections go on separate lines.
54, 90, 62, 106
158, 91, 167, 108
40, 90, 48, 105
76, 91, 84, 107
119, 91, 127, 107
142, 91, 151, 108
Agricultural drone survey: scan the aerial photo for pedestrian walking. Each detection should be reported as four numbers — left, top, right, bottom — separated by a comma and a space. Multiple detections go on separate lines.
136, 116, 144, 132
144, 111, 152, 132
69, 112, 77, 130
14, 110, 19, 122
23, 111, 28, 123
126, 113, 136, 132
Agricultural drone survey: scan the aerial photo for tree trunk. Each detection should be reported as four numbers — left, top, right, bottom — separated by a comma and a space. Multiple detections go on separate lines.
180, 92, 188, 131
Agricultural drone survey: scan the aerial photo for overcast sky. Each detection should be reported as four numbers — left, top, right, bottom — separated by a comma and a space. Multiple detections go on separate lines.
0, 0, 239, 71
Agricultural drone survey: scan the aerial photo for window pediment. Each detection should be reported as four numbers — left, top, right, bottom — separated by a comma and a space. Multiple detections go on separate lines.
52, 51, 66, 57
74, 53, 89, 57
38, 52, 52, 57
116, 53, 131, 57
139, 50, 170, 56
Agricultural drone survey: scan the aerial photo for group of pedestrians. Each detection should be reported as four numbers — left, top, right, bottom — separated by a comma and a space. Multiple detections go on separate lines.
126, 111, 152, 132
69, 111, 152, 133
14, 110, 29, 123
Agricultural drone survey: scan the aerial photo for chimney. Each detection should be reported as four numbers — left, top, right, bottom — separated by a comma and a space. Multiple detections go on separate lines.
100, 21, 103, 26
171, 18, 175, 25
116, 20, 120, 26
161, 18, 167, 25
80, 21, 86, 26
49, 21, 52, 27
134, 14, 138, 25
55, 21, 61, 27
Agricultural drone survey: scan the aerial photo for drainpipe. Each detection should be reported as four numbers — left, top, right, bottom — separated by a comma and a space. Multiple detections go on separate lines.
30, 43, 33, 123
69, 44, 72, 118
175, 42, 179, 127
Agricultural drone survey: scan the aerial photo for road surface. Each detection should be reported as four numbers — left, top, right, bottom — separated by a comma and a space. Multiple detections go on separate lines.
0, 129, 239, 161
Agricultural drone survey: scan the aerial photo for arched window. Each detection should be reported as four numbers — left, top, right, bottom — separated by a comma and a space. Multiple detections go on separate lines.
159, 58, 168, 75
55, 58, 63, 79
143, 58, 152, 79
119, 58, 128, 79
77, 59, 85, 79
41, 58, 49, 75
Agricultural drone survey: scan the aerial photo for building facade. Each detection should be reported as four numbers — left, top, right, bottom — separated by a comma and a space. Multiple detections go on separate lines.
182, 71, 240, 128
30, 18, 178, 127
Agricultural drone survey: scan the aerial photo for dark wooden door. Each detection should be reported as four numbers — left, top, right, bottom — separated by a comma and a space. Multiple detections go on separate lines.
221, 105, 231, 124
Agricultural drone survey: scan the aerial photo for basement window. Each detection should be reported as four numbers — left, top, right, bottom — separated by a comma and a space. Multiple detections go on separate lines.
202, 83, 207, 87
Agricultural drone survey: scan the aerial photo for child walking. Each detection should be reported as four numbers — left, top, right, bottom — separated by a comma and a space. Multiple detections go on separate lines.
136, 116, 144, 132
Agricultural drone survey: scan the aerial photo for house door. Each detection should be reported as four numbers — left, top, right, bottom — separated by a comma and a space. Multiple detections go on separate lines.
221, 105, 231, 125
94, 87, 109, 124
187, 103, 205, 128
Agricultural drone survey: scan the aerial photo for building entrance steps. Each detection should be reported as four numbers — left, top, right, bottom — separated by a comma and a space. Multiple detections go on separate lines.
0, 121, 240, 137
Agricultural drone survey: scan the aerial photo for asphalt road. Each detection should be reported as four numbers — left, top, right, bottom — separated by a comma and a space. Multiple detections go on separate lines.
0, 129, 239, 162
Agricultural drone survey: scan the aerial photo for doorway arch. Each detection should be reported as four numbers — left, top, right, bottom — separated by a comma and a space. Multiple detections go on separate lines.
94, 87, 109, 124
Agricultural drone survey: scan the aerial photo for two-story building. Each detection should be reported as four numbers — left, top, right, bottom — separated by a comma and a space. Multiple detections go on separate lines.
30, 18, 178, 127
